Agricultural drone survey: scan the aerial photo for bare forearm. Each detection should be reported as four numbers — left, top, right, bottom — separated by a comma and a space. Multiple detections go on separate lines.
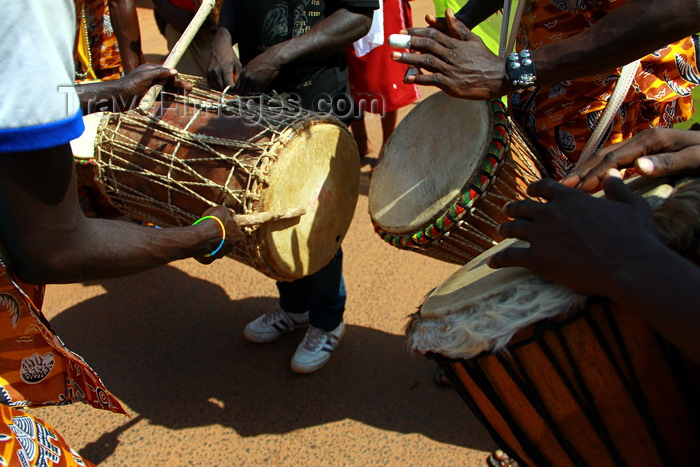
108, 0, 144, 73
76, 80, 127, 114
533, 0, 700, 85
610, 243, 700, 364
268, 8, 373, 66
20, 218, 221, 284
0, 145, 225, 284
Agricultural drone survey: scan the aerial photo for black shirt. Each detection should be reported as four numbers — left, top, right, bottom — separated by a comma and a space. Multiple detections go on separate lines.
222, 0, 378, 121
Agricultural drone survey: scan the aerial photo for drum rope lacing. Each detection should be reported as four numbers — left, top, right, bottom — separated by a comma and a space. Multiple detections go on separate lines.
97, 111, 270, 219
95, 89, 321, 227
93, 77, 348, 280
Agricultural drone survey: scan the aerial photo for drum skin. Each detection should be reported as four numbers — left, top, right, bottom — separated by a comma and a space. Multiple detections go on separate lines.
369, 92, 546, 264
93, 81, 360, 281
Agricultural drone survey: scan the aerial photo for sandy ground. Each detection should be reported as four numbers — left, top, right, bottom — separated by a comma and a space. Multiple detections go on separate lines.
32, 1, 499, 465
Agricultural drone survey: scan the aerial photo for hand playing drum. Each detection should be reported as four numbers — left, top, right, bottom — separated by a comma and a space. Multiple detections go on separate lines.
88, 76, 360, 281
76, 64, 193, 114
406, 176, 700, 467
561, 128, 700, 192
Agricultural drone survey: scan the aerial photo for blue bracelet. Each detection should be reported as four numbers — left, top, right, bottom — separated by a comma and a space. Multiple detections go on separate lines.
193, 216, 226, 257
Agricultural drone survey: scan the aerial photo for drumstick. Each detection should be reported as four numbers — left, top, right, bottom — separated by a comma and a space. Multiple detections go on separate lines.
233, 207, 307, 227
138, 0, 216, 112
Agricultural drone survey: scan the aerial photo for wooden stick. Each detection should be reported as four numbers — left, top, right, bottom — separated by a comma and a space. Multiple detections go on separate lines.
233, 208, 307, 227
138, 0, 216, 112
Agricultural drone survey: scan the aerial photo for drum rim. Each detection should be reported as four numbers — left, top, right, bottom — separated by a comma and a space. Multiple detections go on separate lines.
371, 99, 512, 250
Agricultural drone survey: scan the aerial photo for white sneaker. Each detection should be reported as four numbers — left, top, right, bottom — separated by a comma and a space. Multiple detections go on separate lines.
290, 322, 345, 374
243, 307, 309, 343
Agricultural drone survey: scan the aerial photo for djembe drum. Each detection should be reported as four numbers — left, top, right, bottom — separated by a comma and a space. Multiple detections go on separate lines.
405, 178, 700, 466
88, 77, 360, 281
369, 92, 546, 264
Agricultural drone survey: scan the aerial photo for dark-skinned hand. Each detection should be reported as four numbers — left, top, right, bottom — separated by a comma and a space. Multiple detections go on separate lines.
77, 64, 193, 114
561, 128, 700, 192
390, 9, 509, 99
487, 173, 665, 301
193, 206, 246, 265
207, 28, 243, 91
232, 46, 284, 95
114, 63, 193, 111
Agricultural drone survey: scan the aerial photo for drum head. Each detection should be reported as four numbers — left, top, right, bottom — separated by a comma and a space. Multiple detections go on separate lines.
369, 92, 493, 233
258, 122, 360, 280
420, 238, 532, 319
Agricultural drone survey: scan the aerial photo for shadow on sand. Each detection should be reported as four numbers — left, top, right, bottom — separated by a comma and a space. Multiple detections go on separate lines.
47, 265, 494, 462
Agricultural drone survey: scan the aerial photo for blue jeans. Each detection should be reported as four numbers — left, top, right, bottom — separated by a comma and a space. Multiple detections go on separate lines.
276, 248, 345, 332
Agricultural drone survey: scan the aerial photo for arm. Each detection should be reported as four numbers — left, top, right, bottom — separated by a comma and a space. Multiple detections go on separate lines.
0, 144, 244, 285
487, 176, 700, 364
392, 0, 700, 100
453, 0, 501, 29
233, 7, 374, 94
258, 7, 374, 63
531, 0, 700, 85
108, 0, 145, 73
561, 128, 700, 191
207, 0, 242, 91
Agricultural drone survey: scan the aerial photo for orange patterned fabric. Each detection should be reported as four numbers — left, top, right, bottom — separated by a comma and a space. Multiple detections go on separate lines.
0, 242, 126, 416
510, 0, 699, 180
75, 0, 123, 81
0, 404, 94, 466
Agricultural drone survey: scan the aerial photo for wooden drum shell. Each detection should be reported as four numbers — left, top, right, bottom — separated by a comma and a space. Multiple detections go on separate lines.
435, 302, 700, 467
406, 179, 700, 466
93, 82, 360, 281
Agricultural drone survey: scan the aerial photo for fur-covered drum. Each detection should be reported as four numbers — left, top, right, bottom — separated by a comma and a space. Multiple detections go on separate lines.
91, 78, 360, 281
406, 177, 700, 466
369, 92, 546, 264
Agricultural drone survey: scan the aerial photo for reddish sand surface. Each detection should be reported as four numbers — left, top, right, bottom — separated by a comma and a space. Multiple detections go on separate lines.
33, 1, 498, 465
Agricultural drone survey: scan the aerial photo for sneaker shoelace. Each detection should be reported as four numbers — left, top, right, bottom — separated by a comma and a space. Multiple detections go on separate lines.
302, 327, 335, 352
262, 308, 293, 330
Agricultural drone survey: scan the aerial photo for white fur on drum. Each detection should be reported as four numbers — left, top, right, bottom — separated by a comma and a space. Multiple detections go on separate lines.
406, 275, 587, 359
405, 176, 700, 360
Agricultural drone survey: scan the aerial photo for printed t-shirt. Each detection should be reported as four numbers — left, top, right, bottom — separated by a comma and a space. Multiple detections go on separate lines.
225, 0, 379, 119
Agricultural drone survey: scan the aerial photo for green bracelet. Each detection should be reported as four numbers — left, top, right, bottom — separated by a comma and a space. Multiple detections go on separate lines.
193, 216, 226, 257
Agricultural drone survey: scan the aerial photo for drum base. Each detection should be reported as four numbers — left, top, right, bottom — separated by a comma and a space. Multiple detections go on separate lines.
433, 302, 700, 467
